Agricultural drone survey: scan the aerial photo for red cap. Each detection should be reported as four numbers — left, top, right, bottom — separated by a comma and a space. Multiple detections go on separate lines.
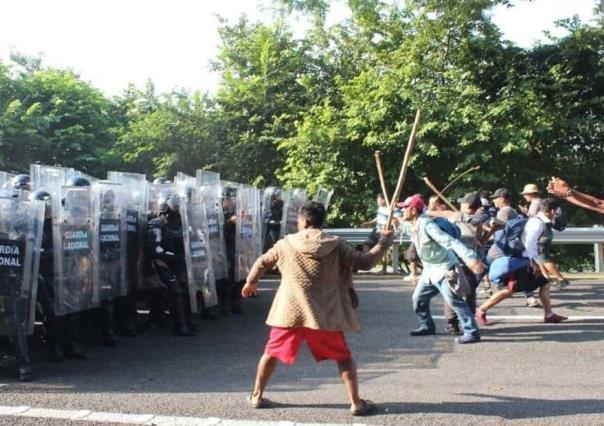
397, 195, 425, 212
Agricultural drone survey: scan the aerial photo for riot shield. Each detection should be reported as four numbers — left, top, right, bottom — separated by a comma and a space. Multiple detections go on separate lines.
0, 196, 44, 335
280, 188, 307, 238
196, 170, 220, 186
261, 187, 283, 253
107, 172, 148, 292
52, 185, 98, 316
92, 181, 127, 301
0, 172, 15, 197
179, 184, 218, 312
235, 185, 261, 283
200, 184, 228, 280
30, 165, 75, 193
313, 187, 334, 210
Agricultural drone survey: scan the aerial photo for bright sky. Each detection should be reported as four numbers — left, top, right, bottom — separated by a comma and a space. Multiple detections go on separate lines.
0, 0, 598, 96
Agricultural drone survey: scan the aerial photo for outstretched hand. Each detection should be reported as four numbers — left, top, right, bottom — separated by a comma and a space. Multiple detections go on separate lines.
548, 177, 571, 197
241, 282, 258, 298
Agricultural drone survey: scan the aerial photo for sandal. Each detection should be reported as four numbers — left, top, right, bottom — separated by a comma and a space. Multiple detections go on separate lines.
246, 394, 269, 409
351, 399, 376, 416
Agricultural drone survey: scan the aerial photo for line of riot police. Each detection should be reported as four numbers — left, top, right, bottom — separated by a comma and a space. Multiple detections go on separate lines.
0, 166, 333, 382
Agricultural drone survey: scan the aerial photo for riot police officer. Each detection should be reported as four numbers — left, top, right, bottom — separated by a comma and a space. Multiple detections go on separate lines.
147, 189, 197, 336
222, 186, 243, 314
31, 189, 88, 361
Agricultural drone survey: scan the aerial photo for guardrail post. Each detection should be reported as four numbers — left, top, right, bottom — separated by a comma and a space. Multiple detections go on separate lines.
391, 244, 399, 274
595, 243, 603, 273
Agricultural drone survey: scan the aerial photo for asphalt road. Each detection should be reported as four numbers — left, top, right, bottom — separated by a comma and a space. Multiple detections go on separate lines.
1, 274, 604, 425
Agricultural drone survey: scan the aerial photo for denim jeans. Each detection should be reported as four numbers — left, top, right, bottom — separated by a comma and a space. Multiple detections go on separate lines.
412, 274, 479, 337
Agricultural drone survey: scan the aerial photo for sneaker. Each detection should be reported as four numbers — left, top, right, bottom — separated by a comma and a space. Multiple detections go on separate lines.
351, 399, 376, 416
544, 313, 568, 323
526, 296, 542, 308
556, 279, 571, 290
475, 309, 491, 326
456, 334, 480, 344
409, 327, 436, 336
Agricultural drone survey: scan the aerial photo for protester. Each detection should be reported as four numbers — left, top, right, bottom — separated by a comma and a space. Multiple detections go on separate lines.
426, 193, 486, 333
476, 198, 569, 325
397, 194, 484, 344
241, 201, 393, 416
548, 177, 604, 215
519, 183, 542, 217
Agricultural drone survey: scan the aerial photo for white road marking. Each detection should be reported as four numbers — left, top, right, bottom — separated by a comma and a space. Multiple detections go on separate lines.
433, 315, 604, 320
0, 405, 370, 426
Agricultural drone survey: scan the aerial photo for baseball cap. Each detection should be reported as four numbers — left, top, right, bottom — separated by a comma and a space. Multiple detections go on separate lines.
490, 188, 511, 200
457, 193, 482, 210
397, 195, 425, 212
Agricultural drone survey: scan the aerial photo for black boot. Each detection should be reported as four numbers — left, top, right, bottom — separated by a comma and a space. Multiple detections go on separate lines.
100, 301, 117, 347
10, 335, 32, 382
46, 316, 65, 362
63, 314, 87, 360
171, 295, 195, 336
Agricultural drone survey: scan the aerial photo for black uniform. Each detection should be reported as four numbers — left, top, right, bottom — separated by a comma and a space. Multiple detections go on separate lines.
147, 210, 196, 336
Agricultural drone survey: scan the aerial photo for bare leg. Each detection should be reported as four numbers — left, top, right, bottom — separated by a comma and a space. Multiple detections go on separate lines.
539, 284, 553, 317
478, 289, 512, 313
251, 354, 278, 402
543, 262, 564, 281
338, 358, 362, 410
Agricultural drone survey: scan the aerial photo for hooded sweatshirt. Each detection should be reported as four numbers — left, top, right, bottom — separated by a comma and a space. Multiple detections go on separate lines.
247, 228, 391, 332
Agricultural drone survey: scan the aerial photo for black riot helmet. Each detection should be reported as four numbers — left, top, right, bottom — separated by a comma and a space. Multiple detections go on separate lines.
158, 189, 180, 213
153, 177, 171, 185
29, 190, 52, 201
12, 174, 31, 191
67, 176, 91, 187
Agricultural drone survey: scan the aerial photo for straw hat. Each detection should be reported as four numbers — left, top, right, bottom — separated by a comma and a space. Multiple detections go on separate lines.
520, 183, 540, 195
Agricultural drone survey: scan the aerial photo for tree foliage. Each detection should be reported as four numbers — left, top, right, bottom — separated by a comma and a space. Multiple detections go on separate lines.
0, 1, 602, 225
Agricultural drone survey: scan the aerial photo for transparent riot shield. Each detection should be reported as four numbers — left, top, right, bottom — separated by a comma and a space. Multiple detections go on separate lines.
52, 185, 98, 316
280, 188, 307, 238
200, 184, 228, 280
196, 170, 220, 186
92, 181, 127, 301
30, 165, 75, 193
261, 187, 283, 253
235, 185, 261, 283
107, 172, 149, 292
0, 196, 44, 335
179, 184, 218, 312
313, 187, 334, 211
0, 172, 15, 197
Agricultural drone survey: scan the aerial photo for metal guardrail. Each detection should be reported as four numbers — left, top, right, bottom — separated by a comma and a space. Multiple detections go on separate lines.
325, 226, 604, 273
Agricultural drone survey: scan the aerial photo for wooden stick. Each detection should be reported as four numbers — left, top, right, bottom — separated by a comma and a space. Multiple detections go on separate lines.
441, 165, 481, 194
423, 177, 459, 212
374, 150, 390, 206
385, 109, 421, 230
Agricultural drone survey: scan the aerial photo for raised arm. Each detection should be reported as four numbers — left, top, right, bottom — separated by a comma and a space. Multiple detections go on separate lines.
340, 230, 393, 270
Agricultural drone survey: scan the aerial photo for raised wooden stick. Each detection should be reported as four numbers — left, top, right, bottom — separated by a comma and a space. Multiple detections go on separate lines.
423, 177, 459, 212
374, 150, 390, 206
385, 109, 421, 230
441, 165, 481, 194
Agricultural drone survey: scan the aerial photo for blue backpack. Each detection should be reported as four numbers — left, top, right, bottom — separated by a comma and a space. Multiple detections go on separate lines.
432, 217, 461, 240
494, 216, 529, 257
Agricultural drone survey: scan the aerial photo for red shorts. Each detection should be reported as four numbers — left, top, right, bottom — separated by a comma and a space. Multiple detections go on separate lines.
264, 327, 352, 365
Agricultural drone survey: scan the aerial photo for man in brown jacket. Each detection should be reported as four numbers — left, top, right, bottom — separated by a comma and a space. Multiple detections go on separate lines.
241, 201, 393, 416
